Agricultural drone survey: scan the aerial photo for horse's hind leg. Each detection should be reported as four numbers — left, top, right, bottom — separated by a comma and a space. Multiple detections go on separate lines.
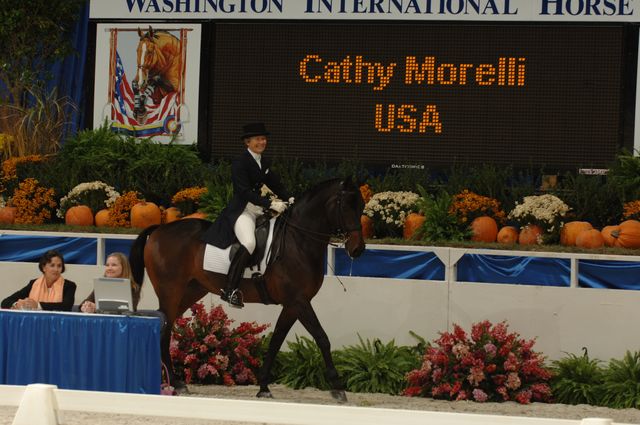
296, 301, 347, 403
257, 306, 298, 399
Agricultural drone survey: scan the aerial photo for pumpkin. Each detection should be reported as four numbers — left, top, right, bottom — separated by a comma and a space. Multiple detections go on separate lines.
497, 226, 519, 244
94, 209, 111, 227
65, 205, 94, 226
403, 212, 425, 240
560, 221, 593, 246
518, 224, 543, 245
470, 216, 498, 243
575, 229, 605, 249
164, 206, 182, 223
601, 225, 620, 247
0, 206, 17, 224
611, 220, 640, 249
182, 212, 208, 220
361, 215, 374, 239
130, 201, 162, 228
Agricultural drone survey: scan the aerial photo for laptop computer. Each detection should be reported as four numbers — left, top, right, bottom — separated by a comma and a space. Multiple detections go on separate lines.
93, 277, 134, 314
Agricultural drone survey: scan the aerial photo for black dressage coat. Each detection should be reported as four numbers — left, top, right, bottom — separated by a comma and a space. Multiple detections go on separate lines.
201, 150, 290, 248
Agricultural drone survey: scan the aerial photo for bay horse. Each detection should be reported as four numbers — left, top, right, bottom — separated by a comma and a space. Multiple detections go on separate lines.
129, 178, 365, 401
133, 26, 181, 120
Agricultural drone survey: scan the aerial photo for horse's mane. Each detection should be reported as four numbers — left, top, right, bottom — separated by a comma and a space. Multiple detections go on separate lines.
295, 177, 360, 204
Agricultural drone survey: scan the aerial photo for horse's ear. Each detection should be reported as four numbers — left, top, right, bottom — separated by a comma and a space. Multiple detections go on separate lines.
138, 27, 143, 38
148, 25, 154, 38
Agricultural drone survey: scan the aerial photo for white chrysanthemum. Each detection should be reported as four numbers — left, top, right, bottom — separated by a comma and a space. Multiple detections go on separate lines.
363, 191, 419, 234
57, 181, 120, 219
508, 194, 570, 231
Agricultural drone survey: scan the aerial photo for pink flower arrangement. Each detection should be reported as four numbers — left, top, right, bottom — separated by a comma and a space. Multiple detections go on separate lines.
170, 302, 270, 385
404, 320, 553, 404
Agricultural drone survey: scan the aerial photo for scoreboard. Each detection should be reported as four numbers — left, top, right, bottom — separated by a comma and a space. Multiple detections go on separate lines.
208, 23, 633, 170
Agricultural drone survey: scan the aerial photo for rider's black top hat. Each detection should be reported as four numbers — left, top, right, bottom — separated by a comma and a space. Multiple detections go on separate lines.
241, 123, 270, 139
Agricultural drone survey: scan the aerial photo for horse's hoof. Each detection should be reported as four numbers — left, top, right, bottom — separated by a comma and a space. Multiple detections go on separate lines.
173, 380, 189, 394
330, 389, 348, 403
256, 390, 273, 399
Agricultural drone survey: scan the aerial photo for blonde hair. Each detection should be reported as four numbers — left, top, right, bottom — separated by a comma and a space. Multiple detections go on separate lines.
105, 252, 138, 290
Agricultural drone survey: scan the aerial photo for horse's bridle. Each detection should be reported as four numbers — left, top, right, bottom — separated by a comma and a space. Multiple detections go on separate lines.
279, 187, 362, 245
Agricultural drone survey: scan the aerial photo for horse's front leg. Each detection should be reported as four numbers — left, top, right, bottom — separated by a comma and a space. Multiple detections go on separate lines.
257, 306, 298, 398
296, 300, 347, 403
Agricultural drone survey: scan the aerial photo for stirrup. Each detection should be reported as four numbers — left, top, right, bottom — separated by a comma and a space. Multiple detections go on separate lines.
225, 289, 244, 309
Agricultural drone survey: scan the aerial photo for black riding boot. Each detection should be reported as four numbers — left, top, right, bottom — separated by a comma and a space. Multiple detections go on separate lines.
221, 245, 251, 308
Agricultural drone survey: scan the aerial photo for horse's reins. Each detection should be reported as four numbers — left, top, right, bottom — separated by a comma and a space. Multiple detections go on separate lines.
272, 189, 362, 291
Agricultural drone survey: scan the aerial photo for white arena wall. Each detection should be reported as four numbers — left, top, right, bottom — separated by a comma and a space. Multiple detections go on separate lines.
2, 234, 640, 362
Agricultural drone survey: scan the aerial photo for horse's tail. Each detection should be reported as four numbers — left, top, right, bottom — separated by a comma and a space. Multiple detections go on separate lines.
129, 224, 161, 289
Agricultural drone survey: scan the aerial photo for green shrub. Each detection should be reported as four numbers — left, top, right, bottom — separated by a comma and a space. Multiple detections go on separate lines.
608, 151, 640, 203
556, 173, 623, 228
550, 349, 604, 405
275, 335, 331, 390
335, 335, 420, 395
53, 124, 208, 205
600, 351, 640, 409
415, 187, 470, 242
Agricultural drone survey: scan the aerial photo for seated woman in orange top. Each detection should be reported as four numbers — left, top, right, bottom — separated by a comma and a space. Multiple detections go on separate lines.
1, 250, 76, 311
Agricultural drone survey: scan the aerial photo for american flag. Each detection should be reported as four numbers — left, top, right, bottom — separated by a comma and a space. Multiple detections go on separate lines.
111, 52, 179, 137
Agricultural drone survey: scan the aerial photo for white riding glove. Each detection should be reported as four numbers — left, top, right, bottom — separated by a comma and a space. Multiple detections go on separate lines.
288, 197, 295, 205
270, 200, 287, 214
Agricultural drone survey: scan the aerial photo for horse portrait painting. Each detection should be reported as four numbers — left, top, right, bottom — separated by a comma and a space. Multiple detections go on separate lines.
129, 177, 366, 401
132, 26, 183, 122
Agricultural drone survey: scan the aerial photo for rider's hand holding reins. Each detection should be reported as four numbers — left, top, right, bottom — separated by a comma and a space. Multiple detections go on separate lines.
270, 200, 287, 214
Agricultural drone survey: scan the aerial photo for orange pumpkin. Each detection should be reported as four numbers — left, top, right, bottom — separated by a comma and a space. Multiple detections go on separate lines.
497, 226, 519, 244
612, 220, 640, 249
0, 206, 17, 224
403, 212, 425, 240
65, 205, 94, 226
560, 221, 593, 246
361, 215, 374, 239
95, 209, 111, 227
130, 201, 162, 228
470, 216, 498, 243
182, 212, 208, 220
575, 229, 605, 249
164, 206, 182, 223
518, 224, 543, 245
601, 225, 620, 247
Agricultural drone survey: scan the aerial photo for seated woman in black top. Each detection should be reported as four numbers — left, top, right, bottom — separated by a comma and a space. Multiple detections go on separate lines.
1, 250, 76, 311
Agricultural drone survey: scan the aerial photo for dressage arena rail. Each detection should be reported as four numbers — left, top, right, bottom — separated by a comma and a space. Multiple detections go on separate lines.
0, 384, 627, 425
3, 229, 640, 287
4, 229, 640, 360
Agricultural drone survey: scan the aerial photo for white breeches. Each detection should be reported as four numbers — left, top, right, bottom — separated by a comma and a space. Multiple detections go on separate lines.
234, 202, 263, 254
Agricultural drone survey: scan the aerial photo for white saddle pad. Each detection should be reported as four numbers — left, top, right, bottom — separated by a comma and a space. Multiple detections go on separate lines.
203, 217, 277, 277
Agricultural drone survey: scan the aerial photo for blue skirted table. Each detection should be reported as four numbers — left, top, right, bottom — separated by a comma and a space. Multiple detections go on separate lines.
0, 310, 161, 394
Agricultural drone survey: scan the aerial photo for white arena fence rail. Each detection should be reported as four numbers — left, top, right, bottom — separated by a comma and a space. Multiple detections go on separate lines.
0, 384, 628, 425
326, 243, 640, 289
3, 229, 640, 288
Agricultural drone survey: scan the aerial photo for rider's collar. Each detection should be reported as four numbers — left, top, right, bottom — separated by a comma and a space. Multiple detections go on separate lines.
247, 149, 262, 168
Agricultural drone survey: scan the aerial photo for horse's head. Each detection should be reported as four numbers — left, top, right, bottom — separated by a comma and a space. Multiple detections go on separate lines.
135, 26, 159, 89
331, 177, 366, 258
